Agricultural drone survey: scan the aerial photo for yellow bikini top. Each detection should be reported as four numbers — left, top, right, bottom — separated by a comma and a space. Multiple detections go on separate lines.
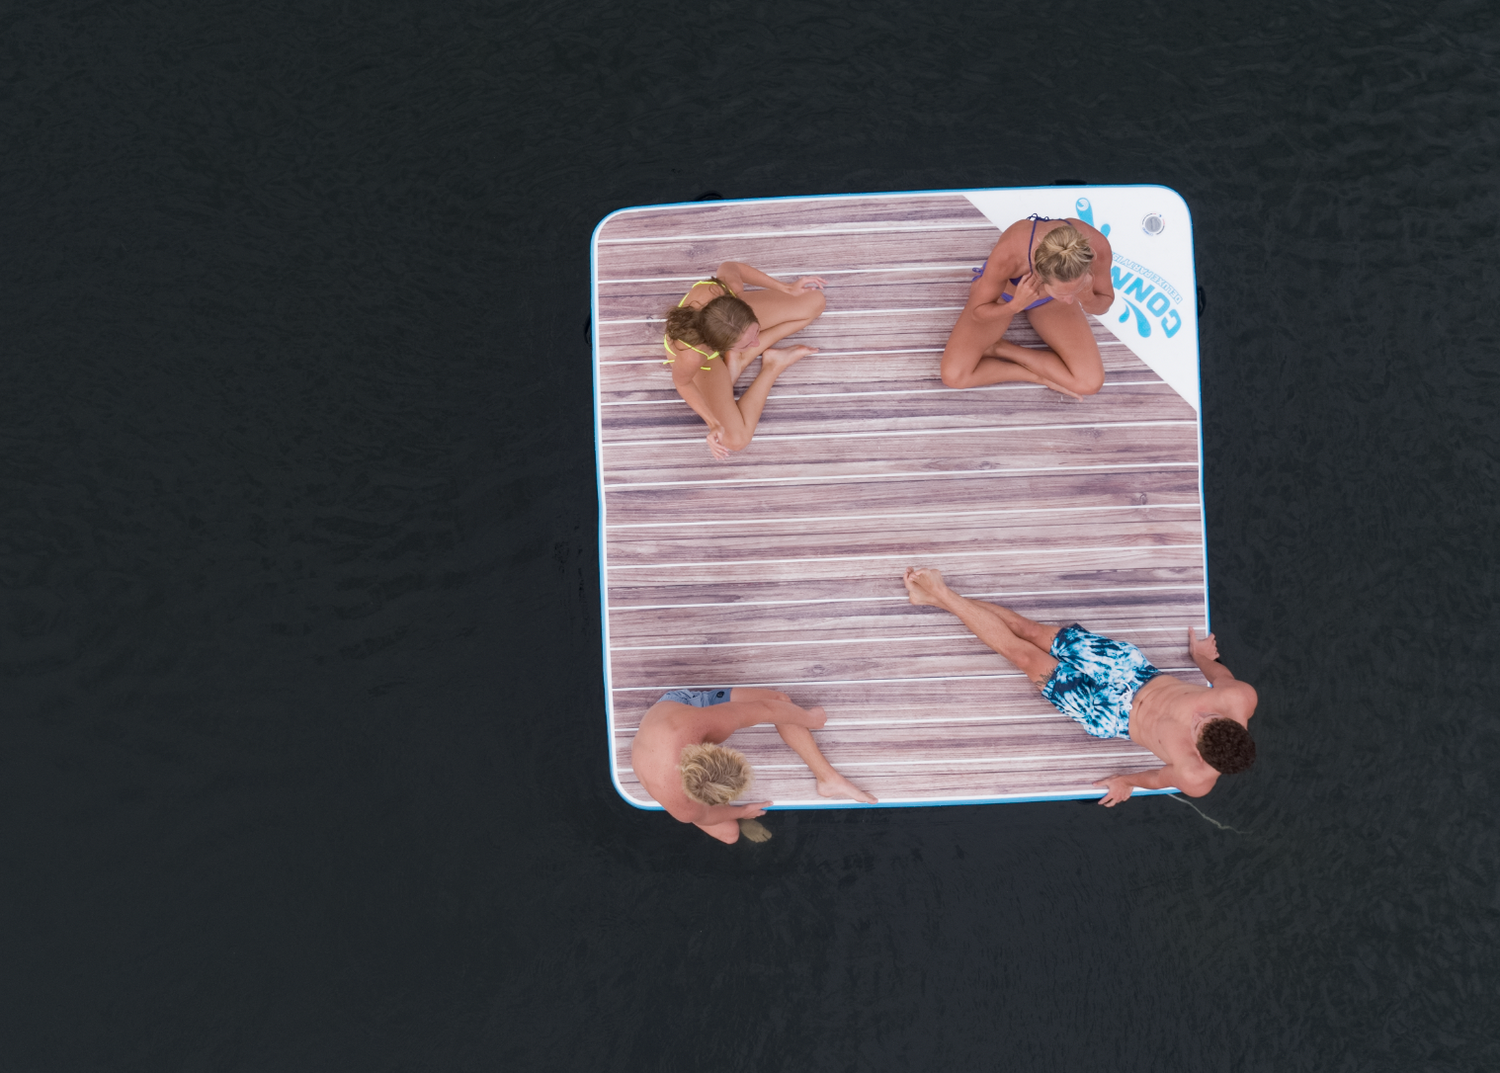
662, 280, 728, 371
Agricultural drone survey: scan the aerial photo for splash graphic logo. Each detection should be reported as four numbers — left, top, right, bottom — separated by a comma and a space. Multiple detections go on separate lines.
1074, 197, 1184, 340
1109, 258, 1183, 339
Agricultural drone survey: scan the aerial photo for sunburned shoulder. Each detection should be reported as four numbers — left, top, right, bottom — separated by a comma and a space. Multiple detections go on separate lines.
999, 218, 1040, 244
1176, 768, 1219, 798
1075, 217, 1111, 257
1217, 680, 1259, 722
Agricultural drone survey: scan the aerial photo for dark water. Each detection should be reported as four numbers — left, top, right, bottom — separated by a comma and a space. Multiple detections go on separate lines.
4, 2, 1499, 1069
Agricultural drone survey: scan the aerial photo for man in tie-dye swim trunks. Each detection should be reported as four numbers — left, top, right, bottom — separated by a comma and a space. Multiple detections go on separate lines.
902, 567, 1259, 805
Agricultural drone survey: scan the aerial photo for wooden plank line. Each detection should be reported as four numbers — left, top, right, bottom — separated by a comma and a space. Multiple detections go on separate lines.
608, 665, 1199, 691
606, 542, 1204, 572
599, 224, 997, 244
598, 375, 1166, 406
598, 304, 971, 325
601, 418, 1197, 448
610, 502, 1201, 531
607, 583, 1206, 612
606, 461, 1199, 490
609, 624, 1202, 653
597, 265, 982, 283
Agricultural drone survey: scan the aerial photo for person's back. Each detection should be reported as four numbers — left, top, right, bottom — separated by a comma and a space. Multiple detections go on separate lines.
629, 687, 876, 843
1128, 667, 1259, 798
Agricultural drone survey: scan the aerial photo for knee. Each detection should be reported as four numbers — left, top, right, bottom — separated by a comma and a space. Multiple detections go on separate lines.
721, 428, 752, 452
941, 364, 973, 390
1073, 370, 1105, 396
798, 289, 826, 319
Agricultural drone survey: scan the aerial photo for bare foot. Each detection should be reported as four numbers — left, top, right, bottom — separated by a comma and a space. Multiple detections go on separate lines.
816, 771, 879, 804
762, 345, 818, 374
902, 566, 950, 607
726, 349, 758, 382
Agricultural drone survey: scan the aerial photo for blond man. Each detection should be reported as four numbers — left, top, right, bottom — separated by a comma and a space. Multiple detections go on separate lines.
630, 687, 877, 844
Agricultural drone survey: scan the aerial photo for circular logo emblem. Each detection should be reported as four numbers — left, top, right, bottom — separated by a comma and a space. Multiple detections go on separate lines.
1141, 213, 1166, 236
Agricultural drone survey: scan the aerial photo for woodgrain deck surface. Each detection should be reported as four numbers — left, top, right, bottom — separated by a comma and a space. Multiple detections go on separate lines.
593, 192, 1207, 808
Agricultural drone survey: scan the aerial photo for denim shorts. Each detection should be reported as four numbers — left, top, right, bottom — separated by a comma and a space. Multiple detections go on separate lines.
657, 687, 733, 707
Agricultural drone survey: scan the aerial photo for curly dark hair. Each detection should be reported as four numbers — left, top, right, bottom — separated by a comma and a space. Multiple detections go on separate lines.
1196, 718, 1257, 774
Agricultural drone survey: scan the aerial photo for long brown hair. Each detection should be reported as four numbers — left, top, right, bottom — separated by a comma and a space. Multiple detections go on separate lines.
663, 279, 757, 353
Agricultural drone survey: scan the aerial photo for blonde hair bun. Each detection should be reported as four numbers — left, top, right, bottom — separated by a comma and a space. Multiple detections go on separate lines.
1032, 224, 1096, 284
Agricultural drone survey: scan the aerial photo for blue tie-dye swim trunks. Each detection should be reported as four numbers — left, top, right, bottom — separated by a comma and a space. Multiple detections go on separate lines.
1039, 624, 1162, 739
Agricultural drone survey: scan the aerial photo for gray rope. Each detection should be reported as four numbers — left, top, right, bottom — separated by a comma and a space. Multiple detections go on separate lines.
1166, 793, 1252, 835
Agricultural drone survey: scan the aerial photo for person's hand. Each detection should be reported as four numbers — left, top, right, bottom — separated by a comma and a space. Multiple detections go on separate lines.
1008, 270, 1048, 308
1189, 629, 1220, 663
786, 275, 827, 294
1093, 776, 1135, 807
737, 801, 771, 818
706, 426, 731, 461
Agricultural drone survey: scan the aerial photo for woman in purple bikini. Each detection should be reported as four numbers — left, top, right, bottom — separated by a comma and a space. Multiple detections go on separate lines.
940, 215, 1114, 398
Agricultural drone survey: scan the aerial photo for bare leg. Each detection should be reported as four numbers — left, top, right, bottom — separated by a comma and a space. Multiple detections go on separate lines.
964, 596, 1063, 652
941, 310, 1082, 397
977, 340, 1087, 399
1013, 301, 1106, 396
775, 720, 879, 803
903, 567, 1059, 686
738, 288, 826, 362
729, 687, 792, 704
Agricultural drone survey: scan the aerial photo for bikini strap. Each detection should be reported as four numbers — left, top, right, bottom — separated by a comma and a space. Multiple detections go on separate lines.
661, 333, 719, 371
1026, 216, 1043, 274
677, 278, 728, 307
666, 279, 729, 368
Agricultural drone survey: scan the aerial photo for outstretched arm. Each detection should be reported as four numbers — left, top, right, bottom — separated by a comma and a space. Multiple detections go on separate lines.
1095, 764, 1213, 806
694, 799, 772, 825
717, 261, 826, 296
1189, 629, 1240, 688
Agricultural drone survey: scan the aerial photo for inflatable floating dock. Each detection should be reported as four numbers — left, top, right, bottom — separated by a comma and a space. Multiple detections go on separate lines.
592, 186, 1208, 808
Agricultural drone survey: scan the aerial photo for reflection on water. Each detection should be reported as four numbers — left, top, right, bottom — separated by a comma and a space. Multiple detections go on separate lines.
4, 2, 1498, 1069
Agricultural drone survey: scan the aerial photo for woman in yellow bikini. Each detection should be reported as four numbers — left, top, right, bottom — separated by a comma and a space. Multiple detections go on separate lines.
662, 261, 826, 460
